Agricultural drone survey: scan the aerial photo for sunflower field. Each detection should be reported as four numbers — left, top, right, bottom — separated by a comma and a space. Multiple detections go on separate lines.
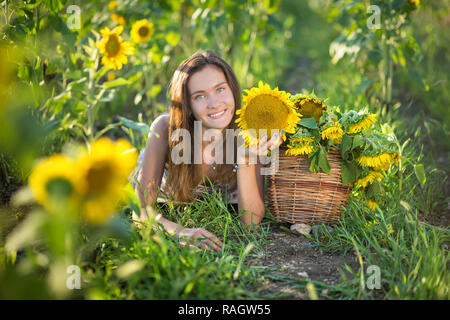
0, 0, 449, 301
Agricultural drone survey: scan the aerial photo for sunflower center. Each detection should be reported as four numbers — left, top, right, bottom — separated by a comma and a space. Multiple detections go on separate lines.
86, 162, 114, 194
46, 178, 74, 199
138, 26, 149, 37
245, 94, 289, 137
105, 35, 120, 56
298, 101, 323, 123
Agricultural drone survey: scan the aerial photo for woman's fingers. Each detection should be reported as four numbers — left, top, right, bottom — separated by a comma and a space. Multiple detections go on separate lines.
199, 229, 222, 251
259, 131, 283, 155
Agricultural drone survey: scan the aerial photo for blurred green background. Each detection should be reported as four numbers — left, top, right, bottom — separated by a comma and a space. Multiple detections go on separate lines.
0, 0, 448, 300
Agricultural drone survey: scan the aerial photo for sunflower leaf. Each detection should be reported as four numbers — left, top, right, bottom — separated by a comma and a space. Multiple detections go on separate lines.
414, 163, 426, 187
318, 147, 331, 174
309, 151, 320, 173
103, 78, 131, 88
352, 136, 365, 150
366, 180, 383, 198
341, 160, 360, 185
118, 116, 151, 136
299, 117, 318, 129
340, 135, 352, 156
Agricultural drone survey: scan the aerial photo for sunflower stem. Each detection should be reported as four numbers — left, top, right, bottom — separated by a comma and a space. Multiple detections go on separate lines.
86, 48, 100, 143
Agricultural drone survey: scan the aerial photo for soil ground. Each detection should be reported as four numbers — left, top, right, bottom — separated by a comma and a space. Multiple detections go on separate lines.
248, 222, 360, 299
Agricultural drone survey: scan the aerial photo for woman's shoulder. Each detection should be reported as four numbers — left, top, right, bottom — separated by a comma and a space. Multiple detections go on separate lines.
149, 112, 170, 137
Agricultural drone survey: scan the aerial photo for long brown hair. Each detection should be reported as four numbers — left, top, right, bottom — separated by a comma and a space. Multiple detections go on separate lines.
165, 50, 241, 203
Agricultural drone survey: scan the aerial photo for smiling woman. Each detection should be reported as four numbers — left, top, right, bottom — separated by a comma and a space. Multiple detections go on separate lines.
131, 50, 283, 252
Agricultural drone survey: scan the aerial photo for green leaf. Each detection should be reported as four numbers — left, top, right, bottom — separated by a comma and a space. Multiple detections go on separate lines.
94, 66, 111, 80
352, 136, 365, 150
103, 78, 131, 88
118, 116, 151, 136
165, 32, 180, 46
148, 84, 162, 98
341, 160, 360, 185
42, 0, 66, 13
318, 147, 330, 174
309, 151, 320, 173
366, 180, 383, 198
414, 163, 426, 186
340, 135, 352, 156
299, 117, 318, 129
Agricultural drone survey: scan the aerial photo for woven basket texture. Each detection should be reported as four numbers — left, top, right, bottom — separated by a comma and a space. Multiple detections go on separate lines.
267, 146, 352, 225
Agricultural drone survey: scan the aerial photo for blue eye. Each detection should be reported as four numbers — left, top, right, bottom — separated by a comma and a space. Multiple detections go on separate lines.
217, 87, 225, 93
194, 95, 205, 100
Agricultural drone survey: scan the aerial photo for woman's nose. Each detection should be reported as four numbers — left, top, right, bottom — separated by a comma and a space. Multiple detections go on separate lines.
206, 94, 220, 109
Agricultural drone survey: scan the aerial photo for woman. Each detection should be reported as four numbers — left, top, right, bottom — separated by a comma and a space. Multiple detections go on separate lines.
132, 50, 282, 252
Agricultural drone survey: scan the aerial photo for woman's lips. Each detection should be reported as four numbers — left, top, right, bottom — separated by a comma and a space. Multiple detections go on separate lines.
208, 109, 226, 119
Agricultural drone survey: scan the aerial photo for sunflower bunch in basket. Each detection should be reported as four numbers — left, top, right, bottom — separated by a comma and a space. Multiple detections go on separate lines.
235, 83, 401, 211
285, 92, 401, 210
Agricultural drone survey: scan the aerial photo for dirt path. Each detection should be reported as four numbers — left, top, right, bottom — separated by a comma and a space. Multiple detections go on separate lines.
250, 222, 359, 299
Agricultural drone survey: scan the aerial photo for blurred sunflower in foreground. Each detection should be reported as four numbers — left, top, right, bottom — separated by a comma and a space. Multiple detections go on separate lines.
236, 81, 300, 146
97, 26, 134, 70
28, 138, 137, 224
29, 155, 85, 213
131, 19, 154, 43
77, 138, 137, 224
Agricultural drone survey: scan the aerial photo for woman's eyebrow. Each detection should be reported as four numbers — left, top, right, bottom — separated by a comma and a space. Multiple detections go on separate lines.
190, 81, 228, 96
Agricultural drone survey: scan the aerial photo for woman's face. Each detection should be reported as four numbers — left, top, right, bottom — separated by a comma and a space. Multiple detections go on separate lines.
187, 65, 235, 131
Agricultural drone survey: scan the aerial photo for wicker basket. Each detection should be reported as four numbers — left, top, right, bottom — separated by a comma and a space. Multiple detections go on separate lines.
267, 146, 352, 225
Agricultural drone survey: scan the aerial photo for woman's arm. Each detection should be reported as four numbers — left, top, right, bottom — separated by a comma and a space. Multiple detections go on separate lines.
133, 113, 181, 232
133, 113, 222, 251
236, 162, 265, 227
237, 132, 283, 228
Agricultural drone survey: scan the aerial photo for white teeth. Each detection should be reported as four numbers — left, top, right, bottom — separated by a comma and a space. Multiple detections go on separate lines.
208, 110, 225, 119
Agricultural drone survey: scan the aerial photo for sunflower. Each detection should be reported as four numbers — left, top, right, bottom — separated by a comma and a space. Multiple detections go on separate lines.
28, 154, 85, 212
288, 127, 315, 144
321, 122, 343, 144
357, 152, 392, 171
131, 19, 154, 43
290, 136, 314, 144
235, 81, 300, 146
292, 95, 326, 124
108, 1, 118, 10
354, 171, 383, 188
285, 143, 314, 156
77, 137, 138, 224
390, 152, 402, 166
97, 26, 135, 70
386, 224, 395, 234
365, 200, 378, 211
347, 113, 377, 134
110, 13, 126, 25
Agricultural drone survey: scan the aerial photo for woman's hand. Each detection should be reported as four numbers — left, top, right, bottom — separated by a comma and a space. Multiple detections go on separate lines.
237, 130, 284, 164
174, 227, 223, 252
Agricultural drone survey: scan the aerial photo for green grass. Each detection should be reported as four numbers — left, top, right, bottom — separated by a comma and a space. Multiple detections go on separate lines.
79, 146, 449, 300
81, 187, 273, 300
